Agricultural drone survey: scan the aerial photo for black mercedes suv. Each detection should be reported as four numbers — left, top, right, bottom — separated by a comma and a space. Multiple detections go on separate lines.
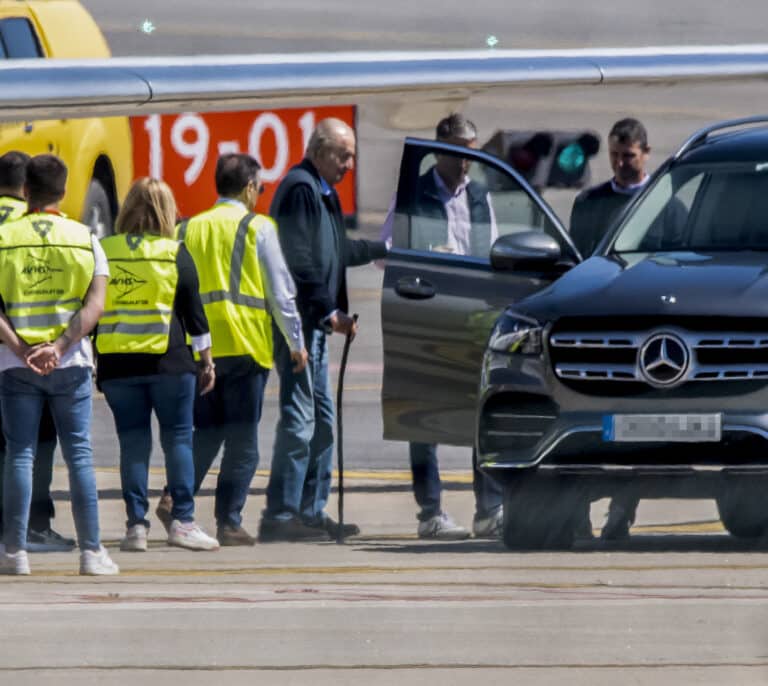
479, 116, 768, 548
381, 116, 768, 550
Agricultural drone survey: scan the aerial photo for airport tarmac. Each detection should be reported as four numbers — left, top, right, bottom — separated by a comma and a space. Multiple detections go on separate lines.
2, 466, 768, 685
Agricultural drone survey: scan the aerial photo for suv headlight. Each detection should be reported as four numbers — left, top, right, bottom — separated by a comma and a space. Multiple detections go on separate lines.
488, 312, 543, 355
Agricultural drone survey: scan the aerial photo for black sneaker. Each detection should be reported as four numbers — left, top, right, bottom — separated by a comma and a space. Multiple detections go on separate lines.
27, 527, 76, 552
309, 515, 360, 540
258, 516, 330, 543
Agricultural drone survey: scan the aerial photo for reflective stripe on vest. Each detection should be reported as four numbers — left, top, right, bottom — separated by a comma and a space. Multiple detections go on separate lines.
180, 204, 272, 367
0, 214, 93, 344
97, 234, 179, 354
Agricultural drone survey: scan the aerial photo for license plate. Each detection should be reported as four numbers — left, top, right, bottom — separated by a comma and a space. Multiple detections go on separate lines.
603, 413, 722, 443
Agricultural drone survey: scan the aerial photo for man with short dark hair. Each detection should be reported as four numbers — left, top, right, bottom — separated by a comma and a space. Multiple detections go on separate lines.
0, 153, 118, 575
381, 113, 503, 540
569, 118, 651, 257
569, 118, 654, 540
0, 151, 72, 552
158, 153, 307, 546
260, 118, 387, 542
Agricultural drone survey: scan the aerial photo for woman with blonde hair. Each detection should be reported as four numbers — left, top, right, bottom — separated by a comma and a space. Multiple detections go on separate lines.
96, 178, 218, 551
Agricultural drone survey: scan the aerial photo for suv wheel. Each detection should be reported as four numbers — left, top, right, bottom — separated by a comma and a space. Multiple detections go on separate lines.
82, 179, 113, 238
501, 473, 581, 550
716, 480, 768, 539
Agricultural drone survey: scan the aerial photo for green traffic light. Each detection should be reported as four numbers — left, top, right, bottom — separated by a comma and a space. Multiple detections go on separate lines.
556, 142, 586, 174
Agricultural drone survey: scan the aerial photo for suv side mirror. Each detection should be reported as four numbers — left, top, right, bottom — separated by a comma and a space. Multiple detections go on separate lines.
490, 231, 562, 271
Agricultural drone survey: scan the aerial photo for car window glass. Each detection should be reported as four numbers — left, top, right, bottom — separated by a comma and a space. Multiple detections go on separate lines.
687, 169, 768, 248
394, 151, 562, 259
613, 174, 673, 251
615, 164, 768, 252
675, 172, 705, 212
0, 18, 43, 59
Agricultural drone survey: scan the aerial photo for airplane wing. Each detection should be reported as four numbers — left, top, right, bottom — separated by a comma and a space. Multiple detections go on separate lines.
2, 45, 768, 121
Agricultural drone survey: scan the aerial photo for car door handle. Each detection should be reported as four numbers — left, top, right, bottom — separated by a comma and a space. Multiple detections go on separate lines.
23, 122, 33, 134
395, 276, 436, 299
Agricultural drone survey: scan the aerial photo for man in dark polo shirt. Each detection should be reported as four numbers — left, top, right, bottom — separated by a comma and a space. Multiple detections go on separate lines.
570, 118, 652, 541
569, 117, 651, 257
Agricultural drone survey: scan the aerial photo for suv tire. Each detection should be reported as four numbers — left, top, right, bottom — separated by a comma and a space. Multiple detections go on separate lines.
716, 480, 768, 539
82, 179, 113, 238
501, 473, 581, 550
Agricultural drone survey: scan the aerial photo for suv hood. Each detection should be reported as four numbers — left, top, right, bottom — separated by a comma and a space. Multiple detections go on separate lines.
518, 251, 768, 321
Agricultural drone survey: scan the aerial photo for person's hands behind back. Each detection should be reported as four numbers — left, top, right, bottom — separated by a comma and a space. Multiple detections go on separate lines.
26, 342, 59, 375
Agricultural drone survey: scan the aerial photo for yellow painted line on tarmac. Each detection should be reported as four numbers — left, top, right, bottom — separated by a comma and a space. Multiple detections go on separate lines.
632, 520, 725, 534
21, 556, 768, 580
92, 466, 473, 483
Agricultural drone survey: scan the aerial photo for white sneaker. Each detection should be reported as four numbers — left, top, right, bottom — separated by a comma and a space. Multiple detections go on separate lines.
80, 546, 120, 576
120, 524, 148, 552
417, 512, 471, 540
168, 520, 220, 551
0, 544, 30, 575
472, 507, 504, 539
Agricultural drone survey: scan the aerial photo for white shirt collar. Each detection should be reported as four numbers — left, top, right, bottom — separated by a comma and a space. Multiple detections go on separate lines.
611, 174, 650, 195
433, 168, 470, 198
217, 197, 247, 210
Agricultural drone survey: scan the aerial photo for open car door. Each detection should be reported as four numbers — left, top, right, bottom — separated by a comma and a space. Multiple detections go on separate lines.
381, 137, 580, 446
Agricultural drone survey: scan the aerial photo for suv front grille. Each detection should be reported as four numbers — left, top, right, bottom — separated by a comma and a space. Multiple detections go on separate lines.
550, 330, 768, 385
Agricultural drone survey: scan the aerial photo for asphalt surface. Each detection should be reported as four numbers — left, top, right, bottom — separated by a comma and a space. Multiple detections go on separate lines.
4, 467, 768, 685
6, 2, 768, 683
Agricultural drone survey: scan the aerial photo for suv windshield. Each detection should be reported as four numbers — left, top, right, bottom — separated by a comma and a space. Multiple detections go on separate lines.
613, 161, 768, 252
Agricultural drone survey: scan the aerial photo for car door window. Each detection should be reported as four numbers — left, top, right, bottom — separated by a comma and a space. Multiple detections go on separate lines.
0, 18, 43, 59
393, 143, 572, 260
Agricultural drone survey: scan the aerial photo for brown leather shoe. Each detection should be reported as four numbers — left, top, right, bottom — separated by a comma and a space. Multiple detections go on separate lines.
216, 525, 256, 546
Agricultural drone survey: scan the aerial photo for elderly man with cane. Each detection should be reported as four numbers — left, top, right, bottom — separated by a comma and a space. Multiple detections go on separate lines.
259, 118, 387, 542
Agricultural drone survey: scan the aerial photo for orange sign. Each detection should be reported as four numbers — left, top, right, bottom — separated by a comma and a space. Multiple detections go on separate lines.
130, 105, 357, 218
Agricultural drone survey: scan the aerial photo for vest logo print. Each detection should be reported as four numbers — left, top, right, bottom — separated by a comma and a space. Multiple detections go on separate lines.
110, 265, 148, 298
31, 219, 54, 239
22, 255, 63, 288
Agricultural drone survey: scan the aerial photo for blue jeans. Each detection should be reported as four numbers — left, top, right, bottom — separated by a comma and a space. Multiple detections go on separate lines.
102, 373, 196, 529
265, 327, 334, 523
409, 442, 503, 521
0, 401, 57, 531
192, 357, 268, 529
1, 367, 99, 552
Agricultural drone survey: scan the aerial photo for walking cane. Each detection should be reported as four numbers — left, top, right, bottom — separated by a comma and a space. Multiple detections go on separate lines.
335, 313, 358, 545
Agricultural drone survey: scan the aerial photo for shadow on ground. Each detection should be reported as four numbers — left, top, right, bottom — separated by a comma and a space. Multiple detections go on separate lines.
353, 534, 768, 554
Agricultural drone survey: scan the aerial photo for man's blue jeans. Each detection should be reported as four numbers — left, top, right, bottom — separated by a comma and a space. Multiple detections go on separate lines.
192, 358, 268, 529
1, 367, 100, 552
265, 327, 334, 523
409, 442, 503, 521
101, 373, 196, 528
0, 401, 57, 531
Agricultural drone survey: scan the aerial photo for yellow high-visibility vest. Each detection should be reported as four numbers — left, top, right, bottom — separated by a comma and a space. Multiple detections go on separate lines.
0, 212, 94, 344
98, 234, 179, 354
177, 203, 272, 367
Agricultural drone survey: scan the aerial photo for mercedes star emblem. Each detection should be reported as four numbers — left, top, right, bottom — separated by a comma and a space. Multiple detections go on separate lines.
639, 332, 689, 387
